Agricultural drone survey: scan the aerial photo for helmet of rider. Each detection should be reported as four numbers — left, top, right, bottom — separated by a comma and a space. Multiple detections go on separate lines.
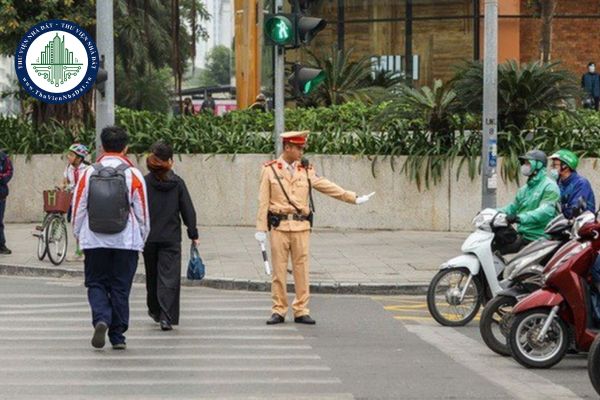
549, 149, 579, 171
68, 143, 89, 159
518, 149, 547, 172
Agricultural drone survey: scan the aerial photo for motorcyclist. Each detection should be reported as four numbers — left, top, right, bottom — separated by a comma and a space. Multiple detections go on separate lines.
498, 150, 560, 252
549, 149, 596, 218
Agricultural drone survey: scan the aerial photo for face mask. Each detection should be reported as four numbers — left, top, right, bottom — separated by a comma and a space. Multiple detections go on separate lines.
521, 164, 532, 177
590, 66, 596, 73
550, 168, 560, 180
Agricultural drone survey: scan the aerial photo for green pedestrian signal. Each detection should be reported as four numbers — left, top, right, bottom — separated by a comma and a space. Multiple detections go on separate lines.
289, 64, 325, 96
265, 14, 294, 46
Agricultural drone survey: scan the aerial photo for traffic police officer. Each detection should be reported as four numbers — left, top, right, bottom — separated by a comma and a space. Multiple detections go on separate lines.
256, 131, 374, 325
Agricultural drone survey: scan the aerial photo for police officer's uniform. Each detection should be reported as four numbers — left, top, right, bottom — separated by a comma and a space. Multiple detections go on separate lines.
256, 131, 357, 324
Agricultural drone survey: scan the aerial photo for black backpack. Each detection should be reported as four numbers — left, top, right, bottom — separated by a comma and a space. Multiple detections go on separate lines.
87, 163, 131, 234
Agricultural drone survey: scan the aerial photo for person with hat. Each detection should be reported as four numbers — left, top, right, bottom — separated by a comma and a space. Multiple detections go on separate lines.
249, 93, 268, 112
549, 149, 595, 219
498, 150, 560, 250
256, 131, 374, 325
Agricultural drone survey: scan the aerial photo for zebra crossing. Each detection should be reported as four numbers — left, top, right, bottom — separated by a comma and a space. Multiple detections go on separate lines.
0, 277, 353, 400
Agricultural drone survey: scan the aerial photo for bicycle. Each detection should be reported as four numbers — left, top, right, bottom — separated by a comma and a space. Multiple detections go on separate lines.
34, 189, 72, 266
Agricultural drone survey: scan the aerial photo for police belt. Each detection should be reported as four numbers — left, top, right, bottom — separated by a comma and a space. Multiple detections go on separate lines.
271, 213, 310, 221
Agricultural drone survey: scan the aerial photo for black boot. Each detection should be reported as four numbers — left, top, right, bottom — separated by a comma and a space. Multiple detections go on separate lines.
266, 313, 285, 325
0, 245, 12, 255
294, 315, 316, 325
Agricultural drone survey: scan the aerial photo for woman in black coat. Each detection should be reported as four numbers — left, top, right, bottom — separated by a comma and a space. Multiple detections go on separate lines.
144, 141, 198, 331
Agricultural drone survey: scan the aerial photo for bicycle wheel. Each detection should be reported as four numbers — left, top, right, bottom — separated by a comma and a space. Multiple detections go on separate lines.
36, 213, 50, 261
45, 215, 68, 266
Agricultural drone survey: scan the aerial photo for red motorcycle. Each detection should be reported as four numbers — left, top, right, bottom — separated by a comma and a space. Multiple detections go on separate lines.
507, 212, 599, 369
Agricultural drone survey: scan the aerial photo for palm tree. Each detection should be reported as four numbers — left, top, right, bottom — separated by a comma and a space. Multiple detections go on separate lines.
526, 0, 557, 62
453, 60, 578, 131
379, 80, 460, 147
301, 46, 387, 106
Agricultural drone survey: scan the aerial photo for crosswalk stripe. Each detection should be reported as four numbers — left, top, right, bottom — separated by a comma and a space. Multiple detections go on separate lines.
0, 344, 312, 351
0, 307, 268, 315
1, 335, 305, 341
0, 316, 267, 321
0, 378, 342, 386
1, 354, 322, 361
0, 365, 331, 372
13, 395, 355, 400
0, 326, 298, 332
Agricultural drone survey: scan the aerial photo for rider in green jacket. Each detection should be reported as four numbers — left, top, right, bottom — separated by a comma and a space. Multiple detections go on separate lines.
499, 150, 560, 246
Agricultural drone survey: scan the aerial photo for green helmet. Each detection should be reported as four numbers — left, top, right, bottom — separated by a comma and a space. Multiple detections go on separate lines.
550, 149, 579, 170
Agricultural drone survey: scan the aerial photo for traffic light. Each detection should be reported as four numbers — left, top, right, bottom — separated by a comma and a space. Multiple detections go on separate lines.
264, 14, 295, 46
288, 63, 325, 96
95, 68, 108, 97
264, 4, 326, 49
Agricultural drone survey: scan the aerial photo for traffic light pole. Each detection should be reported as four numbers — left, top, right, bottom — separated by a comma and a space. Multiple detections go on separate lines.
95, 0, 115, 160
273, 0, 285, 156
481, 0, 498, 209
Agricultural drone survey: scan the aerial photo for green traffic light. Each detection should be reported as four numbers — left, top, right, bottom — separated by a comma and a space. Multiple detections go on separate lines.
265, 16, 294, 45
303, 71, 325, 94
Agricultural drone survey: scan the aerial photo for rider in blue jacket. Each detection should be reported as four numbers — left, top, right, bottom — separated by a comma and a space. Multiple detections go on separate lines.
549, 150, 595, 219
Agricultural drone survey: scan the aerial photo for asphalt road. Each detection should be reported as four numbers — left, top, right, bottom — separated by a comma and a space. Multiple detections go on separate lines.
0, 276, 596, 400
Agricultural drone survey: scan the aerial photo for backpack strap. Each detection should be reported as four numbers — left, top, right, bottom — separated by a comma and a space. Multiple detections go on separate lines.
116, 163, 130, 172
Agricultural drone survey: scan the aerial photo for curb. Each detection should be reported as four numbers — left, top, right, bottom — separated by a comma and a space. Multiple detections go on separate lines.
0, 263, 429, 296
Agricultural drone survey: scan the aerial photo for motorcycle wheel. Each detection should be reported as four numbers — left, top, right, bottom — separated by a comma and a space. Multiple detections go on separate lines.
479, 295, 517, 356
588, 334, 600, 395
508, 308, 569, 369
427, 267, 482, 327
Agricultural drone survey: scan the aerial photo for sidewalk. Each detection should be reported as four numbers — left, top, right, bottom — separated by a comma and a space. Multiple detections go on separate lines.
0, 224, 467, 295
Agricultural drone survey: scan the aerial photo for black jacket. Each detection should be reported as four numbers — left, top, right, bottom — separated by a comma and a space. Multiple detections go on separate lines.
0, 152, 13, 200
145, 171, 198, 243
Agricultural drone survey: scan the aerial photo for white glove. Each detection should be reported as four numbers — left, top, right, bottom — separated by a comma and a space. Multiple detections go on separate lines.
255, 231, 267, 243
356, 192, 375, 205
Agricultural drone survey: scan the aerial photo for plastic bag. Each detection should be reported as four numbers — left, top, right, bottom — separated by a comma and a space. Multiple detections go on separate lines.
187, 244, 205, 280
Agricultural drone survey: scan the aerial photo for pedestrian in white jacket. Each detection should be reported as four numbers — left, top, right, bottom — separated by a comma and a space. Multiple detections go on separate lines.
72, 126, 150, 350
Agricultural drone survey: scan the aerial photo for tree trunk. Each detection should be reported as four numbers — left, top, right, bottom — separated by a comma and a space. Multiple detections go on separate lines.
539, 0, 556, 63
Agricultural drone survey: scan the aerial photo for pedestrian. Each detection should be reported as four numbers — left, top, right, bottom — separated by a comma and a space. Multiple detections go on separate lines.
582, 61, 600, 110
249, 93, 268, 112
182, 97, 195, 116
201, 92, 216, 115
63, 143, 90, 258
256, 131, 374, 325
143, 141, 199, 331
0, 149, 13, 255
73, 126, 150, 350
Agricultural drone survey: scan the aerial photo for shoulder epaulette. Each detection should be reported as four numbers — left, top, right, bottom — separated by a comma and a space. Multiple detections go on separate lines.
263, 160, 277, 167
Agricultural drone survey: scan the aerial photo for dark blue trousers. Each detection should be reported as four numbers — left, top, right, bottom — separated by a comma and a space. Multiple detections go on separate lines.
0, 199, 6, 246
84, 248, 138, 345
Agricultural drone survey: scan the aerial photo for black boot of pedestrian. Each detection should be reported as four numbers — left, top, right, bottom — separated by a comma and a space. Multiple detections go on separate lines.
0, 245, 12, 255
160, 320, 173, 331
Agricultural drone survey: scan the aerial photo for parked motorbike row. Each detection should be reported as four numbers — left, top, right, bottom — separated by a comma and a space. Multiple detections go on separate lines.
426, 205, 600, 395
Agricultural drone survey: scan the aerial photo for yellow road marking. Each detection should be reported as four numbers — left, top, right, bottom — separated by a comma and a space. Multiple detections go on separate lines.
384, 304, 427, 311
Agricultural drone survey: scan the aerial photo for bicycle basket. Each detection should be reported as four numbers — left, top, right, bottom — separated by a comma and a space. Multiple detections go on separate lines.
43, 190, 72, 214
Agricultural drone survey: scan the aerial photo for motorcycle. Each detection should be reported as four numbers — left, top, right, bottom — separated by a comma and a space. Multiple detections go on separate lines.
479, 214, 573, 356
427, 209, 522, 326
507, 211, 598, 369
588, 331, 600, 395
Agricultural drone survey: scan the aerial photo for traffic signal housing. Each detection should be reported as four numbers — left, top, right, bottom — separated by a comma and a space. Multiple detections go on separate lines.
288, 63, 325, 96
264, 13, 327, 49
95, 68, 108, 97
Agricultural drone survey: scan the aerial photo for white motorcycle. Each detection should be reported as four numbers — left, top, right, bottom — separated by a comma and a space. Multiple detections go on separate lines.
427, 209, 516, 326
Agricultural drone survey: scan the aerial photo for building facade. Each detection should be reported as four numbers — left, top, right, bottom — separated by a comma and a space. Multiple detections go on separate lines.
236, 0, 600, 105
